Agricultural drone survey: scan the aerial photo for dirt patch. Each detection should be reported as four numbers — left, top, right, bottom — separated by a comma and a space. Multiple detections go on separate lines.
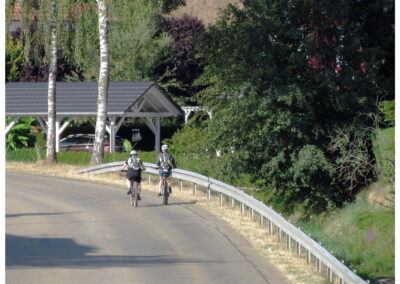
367, 183, 394, 209
6, 161, 330, 284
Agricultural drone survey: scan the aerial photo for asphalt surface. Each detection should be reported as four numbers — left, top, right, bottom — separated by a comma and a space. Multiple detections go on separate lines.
6, 171, 291, 284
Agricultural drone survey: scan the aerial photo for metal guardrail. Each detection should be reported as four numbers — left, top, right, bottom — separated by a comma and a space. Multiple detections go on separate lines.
76, 162, 367, 284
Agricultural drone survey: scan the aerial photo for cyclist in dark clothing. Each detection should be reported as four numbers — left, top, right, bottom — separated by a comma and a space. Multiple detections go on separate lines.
156, 144, 176, 196
121, 150, 146, 200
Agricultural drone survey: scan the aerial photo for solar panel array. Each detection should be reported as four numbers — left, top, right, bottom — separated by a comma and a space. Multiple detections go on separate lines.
6, 81, 154, 115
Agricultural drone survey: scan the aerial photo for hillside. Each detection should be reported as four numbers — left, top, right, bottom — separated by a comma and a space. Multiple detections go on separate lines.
170, 0, 240, 26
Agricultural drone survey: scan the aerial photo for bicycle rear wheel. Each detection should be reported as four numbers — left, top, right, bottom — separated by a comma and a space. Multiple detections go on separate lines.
163, 178, 168, 205
133, 181, 139, 207
130, 181, 134, 206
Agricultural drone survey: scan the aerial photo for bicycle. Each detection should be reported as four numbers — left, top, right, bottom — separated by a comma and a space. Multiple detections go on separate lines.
129, 179, 139, 207
160, 169, 170, 205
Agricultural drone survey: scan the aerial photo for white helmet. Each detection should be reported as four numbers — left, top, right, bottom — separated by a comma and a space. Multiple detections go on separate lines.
130, 150, 138, 156
161, 144, 169, 152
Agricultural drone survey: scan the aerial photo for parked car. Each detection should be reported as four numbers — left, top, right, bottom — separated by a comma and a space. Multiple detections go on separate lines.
59, 134, 125, 153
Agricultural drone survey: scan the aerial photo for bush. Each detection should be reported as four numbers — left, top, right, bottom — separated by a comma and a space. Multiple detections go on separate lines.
371, 128, 394, 183
289, 145, 336, 211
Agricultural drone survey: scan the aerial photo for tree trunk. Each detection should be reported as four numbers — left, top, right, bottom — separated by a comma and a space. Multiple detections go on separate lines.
91, 0, 109, 165
46, 0, 57, 164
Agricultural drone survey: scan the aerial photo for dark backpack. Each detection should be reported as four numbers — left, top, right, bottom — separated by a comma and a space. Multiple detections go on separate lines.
128, 156, 141, 170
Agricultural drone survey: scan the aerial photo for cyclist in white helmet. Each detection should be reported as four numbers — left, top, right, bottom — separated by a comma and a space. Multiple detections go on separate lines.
156, 144, 176, 196
121, 150, 146, 200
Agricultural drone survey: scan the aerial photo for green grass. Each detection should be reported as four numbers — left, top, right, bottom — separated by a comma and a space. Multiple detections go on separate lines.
6, 148, 160, 165
295, 185, 394, 280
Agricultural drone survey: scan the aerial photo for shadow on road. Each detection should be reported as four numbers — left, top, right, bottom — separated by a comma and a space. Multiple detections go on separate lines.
142, 200, 197, 208
6, 234, 232, 269
6, 212, 81, 218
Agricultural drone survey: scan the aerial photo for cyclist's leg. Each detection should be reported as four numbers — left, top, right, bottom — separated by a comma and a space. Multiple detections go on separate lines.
126, 178, 132, 194
133, 176, 141, 200
158, 170, 163, 195
166, 170, 172, 193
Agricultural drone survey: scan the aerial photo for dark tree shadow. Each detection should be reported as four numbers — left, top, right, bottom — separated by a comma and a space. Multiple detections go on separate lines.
6, 234, 231, 269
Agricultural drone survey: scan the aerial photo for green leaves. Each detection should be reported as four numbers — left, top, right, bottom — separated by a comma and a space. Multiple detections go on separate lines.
6, 117, 36, 151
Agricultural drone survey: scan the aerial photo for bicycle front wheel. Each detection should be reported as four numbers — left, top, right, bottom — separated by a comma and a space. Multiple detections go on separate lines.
133, 181, 139, 207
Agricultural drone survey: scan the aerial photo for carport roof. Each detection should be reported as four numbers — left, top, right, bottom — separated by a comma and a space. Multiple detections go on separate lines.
6, 81, 183, 117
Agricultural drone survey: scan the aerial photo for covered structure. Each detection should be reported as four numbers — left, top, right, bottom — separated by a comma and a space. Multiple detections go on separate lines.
6, 81, 183, 152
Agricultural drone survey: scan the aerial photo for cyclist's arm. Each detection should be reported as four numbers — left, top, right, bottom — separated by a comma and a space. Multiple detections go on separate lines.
171, 156, 177, 169
121, 163, 127, 171
156, 155, 161, 168
140, 160, 146, 171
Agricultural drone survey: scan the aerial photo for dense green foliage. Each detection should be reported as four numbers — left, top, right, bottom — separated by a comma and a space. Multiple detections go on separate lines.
166, 0, 395, 213
6, 118, 36, 150
157, 15, 206, 105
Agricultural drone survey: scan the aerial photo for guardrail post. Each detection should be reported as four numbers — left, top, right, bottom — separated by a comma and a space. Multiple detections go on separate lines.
306, 249, 310, 264
296, 242, 300, 255
277, 227, 281, 242
179, 179, 182, 191
240, 203, 244, 215
219, 193, 223, 206
231, 198, 235, 208
147, 173, 151, 183
328, 267, 332, 282
250, 208, 254, 220
268, 220, 272, 235
259, 214, 263, 227
317, 259, 321, 272
193, 183, 197, 195
286, 234, 291, 250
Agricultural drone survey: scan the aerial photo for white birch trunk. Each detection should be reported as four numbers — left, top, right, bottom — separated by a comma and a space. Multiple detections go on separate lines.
91, 0, 109, 165
46, 0, 57, 163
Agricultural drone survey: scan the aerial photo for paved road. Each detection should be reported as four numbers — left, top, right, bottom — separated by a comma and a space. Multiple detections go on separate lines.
6, 171, 290, 284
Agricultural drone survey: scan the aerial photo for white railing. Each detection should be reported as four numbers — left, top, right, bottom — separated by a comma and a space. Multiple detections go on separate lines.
76, 162, 367, 284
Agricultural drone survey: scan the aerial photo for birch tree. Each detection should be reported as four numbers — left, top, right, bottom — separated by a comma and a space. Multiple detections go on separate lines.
90, 0, 109, 165
46, 0, 58, 163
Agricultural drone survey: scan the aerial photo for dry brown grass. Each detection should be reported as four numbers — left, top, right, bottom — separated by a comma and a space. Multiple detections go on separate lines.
6, 161, 330, 284
168, 0, 240, 26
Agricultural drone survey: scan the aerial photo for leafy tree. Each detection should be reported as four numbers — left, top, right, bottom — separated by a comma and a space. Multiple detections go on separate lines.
156, 14, 206, 105
180, 0, 394, 212
106, 0, 172, 81
6, 32, 23, 82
